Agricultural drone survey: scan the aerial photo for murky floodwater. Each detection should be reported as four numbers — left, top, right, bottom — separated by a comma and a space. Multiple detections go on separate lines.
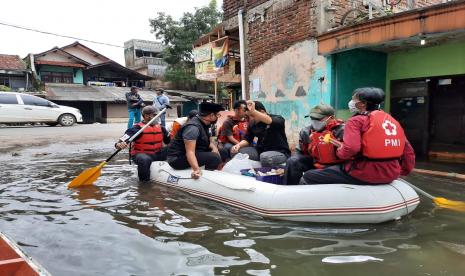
1, 141, 465, 276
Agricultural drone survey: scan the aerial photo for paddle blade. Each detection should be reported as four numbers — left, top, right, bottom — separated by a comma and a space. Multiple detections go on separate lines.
433, 197, 465, 212
68, 161, 106, 188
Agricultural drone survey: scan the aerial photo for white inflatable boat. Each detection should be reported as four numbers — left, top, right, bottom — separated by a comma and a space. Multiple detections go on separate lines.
150, 162, 420, 224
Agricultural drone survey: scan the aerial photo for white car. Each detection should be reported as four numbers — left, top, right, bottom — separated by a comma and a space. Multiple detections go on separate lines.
0, 92, 83, 126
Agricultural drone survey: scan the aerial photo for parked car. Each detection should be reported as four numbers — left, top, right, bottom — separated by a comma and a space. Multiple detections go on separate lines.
0, 92, 83, 126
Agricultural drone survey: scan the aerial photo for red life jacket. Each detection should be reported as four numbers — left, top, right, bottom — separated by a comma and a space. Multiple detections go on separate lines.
218, 116, 248, 143
361, 110, 406, 159
131, 123, 164, 155
307, 120, 344, 168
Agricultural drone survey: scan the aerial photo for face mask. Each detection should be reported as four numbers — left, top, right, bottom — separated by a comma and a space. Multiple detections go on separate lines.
348, 100, 360, 114
311, 119, 326, 132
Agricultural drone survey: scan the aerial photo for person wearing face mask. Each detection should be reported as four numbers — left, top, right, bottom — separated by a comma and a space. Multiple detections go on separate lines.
167, 102, 225, 179
282, 104, 344, 185
230, 100, 291, 167
115, 106, 171, 182
299, 87, 415, 185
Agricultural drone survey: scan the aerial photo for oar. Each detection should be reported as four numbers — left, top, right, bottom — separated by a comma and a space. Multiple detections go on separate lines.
68, 106, 171, 188
399, 179, 465, 212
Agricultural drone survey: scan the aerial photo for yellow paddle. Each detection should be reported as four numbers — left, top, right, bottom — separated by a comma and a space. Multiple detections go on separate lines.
322, 134, 465, 211
68, 106, 170, 188
399, 179, 465, 212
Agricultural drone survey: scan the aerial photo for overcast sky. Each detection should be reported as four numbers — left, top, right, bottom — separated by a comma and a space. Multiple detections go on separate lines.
0, 0, 222, 65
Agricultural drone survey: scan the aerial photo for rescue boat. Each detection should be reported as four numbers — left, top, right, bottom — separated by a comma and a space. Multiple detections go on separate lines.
150, 162, 420, 224
0, 233, 50, 276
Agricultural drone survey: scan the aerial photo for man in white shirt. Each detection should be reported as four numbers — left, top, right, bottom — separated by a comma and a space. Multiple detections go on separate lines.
153, 88, 170, 127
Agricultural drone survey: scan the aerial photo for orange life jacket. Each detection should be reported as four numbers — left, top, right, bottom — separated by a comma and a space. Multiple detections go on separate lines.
170, 117, 188, 139
361, 110, 406, 159
308, 119, 344, 168
218, 116, 248, 143
131, 122, 163, 155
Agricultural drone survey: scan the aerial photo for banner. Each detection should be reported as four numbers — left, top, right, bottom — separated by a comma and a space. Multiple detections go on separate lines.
212, 39, 229, 69
193, 43, 212, 63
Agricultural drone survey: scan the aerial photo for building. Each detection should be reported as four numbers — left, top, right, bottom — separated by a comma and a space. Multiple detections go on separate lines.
124, 39, 167, 80
24, 42, 160, 123
0, 54, 32, 91
196, 0, 454, 158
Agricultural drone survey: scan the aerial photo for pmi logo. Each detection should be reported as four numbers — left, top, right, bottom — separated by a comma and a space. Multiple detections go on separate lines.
382, 120, 397, 136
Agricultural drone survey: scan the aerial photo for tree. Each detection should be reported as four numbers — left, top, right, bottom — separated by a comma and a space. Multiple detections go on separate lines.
149, 0, 222, 90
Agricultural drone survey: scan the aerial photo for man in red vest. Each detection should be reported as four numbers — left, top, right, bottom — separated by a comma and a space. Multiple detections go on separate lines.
300, 87, 415, 185
283, 104, 344, 185
116, 106, 171, 182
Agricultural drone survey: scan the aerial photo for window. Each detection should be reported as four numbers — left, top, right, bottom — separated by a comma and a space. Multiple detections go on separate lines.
41, 71, 73, 83
0, 77, 10, 87
21, 95, 50, 107
0, 93, 18, 104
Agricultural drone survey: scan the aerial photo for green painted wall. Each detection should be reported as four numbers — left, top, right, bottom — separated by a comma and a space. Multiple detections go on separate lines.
38, 65, 84, 84
386, 41, 465, 110
333, 49, 387, 119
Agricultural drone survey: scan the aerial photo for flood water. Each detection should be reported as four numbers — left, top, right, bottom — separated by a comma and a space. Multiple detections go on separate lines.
1, 141, 465, 276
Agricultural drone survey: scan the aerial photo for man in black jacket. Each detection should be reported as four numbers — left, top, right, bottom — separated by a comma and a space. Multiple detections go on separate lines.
125, 86, 144, 128
167, 102, 225, 179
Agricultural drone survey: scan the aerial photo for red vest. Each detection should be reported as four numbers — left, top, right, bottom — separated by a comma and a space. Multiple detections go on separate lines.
131, 123, 163, 155
218, 116, 248, 143
361, 110, 406, 159
308, 120, 344, 167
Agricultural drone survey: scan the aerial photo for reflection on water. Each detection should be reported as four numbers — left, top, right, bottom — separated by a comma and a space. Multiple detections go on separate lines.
1, 141, 465, 275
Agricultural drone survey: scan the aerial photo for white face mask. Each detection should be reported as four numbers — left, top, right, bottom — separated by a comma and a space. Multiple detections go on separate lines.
311, 119, 326, 132
348, 100, 360, 114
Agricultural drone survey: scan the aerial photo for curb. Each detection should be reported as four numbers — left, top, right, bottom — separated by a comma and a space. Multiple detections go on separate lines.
413, 168, 465, 181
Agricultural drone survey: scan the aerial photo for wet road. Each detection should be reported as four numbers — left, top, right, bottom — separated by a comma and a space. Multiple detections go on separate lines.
1, 141, 465, 275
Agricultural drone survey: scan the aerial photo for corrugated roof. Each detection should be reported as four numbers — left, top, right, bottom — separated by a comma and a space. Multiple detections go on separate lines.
45, 84, 188, 102
0, 54, 27, 71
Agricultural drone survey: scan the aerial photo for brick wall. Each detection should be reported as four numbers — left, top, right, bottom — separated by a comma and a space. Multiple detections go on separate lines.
247, 0, 315, 70
223, 0, 277, 19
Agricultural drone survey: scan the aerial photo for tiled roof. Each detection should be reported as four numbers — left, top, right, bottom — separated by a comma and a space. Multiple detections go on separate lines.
0, 54, 27, 70
35, 60, 86, 68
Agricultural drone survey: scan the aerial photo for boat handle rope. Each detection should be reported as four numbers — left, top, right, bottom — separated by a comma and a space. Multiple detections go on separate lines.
157, 169, 256, 192
390, 180, 410, 216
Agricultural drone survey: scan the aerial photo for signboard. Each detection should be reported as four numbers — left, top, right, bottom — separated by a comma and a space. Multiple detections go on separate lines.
193, 43, 212, 63
195, 60, 224, 81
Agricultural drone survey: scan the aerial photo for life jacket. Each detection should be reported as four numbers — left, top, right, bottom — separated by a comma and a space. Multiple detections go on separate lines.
217, 116, 248, 143
307, 119, 344, 168
361, 110, 406, 159
170, 117, 188, 139
167, 116, 211, 157
130, 122, 163, 155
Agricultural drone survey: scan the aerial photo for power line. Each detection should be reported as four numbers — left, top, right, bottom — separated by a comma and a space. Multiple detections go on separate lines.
0, 20, 124, 48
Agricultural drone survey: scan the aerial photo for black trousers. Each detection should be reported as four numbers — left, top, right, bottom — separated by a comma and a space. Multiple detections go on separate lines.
299, 165, 371, 185
132, 148, 168, 182
282, 153, 314, 185
168, 151, 222, 170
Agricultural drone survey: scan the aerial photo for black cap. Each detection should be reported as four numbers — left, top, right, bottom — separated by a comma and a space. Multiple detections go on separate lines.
199, 102, 225, 115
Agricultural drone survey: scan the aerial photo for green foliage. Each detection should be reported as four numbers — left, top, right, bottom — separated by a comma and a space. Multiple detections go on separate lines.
0, 85, 11, 92
149, 0, 222, 66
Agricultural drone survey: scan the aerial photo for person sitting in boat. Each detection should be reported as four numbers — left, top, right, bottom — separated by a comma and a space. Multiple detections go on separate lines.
299, 87, 415, 185
283, 104, 344, 185
167, 102, 225, 179
169, 109, 199, 139
217, 100, 249, 158
230, 100, 291, 167
115, 106, 171, 182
